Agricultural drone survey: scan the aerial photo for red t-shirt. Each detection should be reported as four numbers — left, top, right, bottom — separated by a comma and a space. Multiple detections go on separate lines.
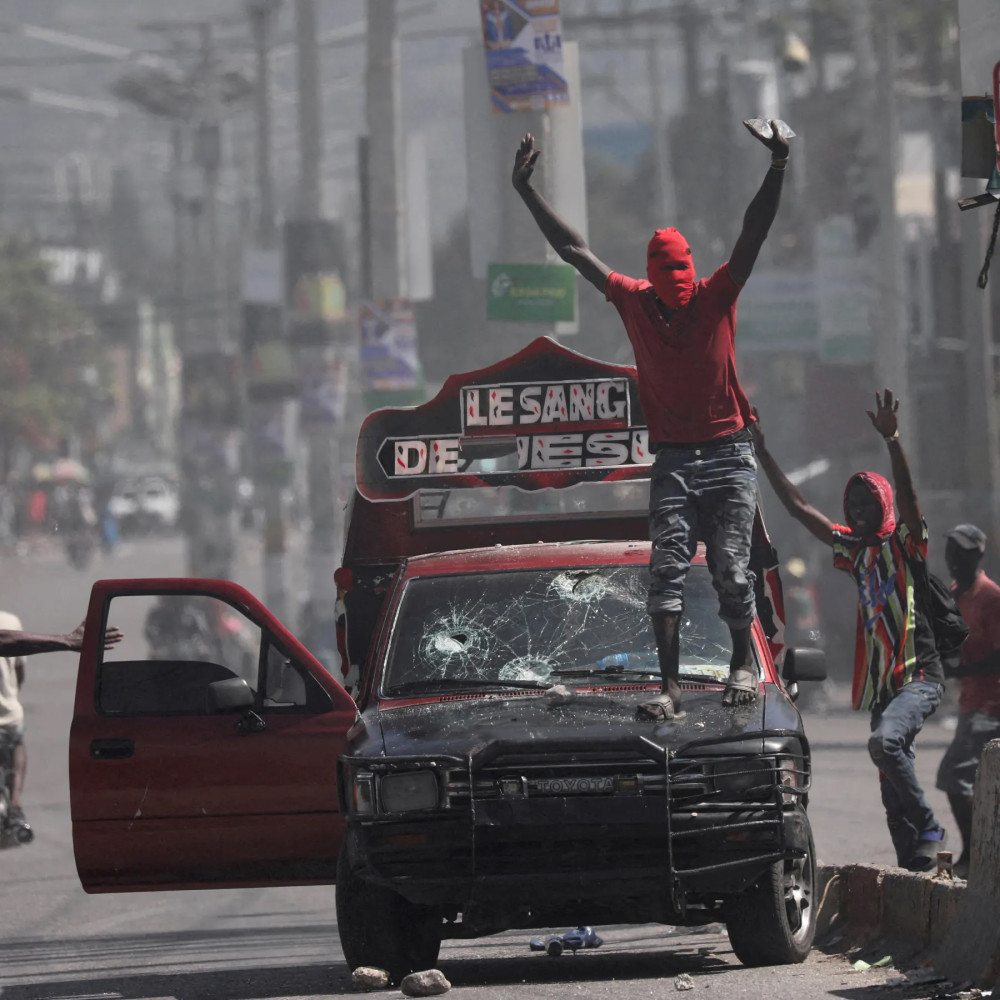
955, 572, 1000, 716
605, 264, 752, 443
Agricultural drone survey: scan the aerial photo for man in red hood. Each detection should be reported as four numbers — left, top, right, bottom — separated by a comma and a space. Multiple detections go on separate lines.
751, 390, 948, 871
511, 120, 789, 720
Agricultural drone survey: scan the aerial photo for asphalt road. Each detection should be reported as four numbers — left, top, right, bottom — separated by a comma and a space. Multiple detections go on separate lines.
0, 532, 960, 999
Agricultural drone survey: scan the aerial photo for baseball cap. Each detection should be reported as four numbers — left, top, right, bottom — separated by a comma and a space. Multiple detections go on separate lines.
946, 523, 987, 553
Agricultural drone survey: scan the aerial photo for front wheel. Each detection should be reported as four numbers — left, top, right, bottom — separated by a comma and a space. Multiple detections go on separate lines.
723, 827, 816, 966
335, 845, 442, 983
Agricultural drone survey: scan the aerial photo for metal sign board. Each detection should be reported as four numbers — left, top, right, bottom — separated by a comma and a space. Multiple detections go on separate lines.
486, 262, 576, 322
356, 336, 651, 502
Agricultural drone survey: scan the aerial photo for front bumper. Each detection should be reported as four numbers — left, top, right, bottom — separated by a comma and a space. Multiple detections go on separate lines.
343, 730, 811, 910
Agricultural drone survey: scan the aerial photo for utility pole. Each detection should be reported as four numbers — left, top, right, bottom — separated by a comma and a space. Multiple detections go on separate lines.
854, 3, 910, 424
645, 37, 675, 224
960, 209, 1000, 546
245, 0, 291, 621
366, 0, 405, 301
294, 0, 343, 672
175, 20, 239, 582
295, 0, 322, 222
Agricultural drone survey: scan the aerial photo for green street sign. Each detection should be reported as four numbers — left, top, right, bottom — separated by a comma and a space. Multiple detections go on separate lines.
487, 263, 576, 323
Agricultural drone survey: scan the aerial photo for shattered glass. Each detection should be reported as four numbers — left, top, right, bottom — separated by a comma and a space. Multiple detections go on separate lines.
383, 563, 734, 694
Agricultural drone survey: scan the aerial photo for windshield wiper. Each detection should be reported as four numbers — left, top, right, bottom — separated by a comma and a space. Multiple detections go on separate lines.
549, 665, 659, 680
681, 671, 729, 685
387, 677, 553, 695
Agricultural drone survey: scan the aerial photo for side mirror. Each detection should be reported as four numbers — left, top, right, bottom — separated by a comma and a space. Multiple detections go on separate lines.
207, 677, 255, 713
782, 647, 827, 685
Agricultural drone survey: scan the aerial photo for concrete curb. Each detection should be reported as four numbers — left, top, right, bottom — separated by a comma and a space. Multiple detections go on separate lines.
816, 863, 965, 959
815, 739, 1000, 988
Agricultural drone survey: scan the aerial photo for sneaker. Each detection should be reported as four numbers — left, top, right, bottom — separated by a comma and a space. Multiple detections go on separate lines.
903, 828, 948, 872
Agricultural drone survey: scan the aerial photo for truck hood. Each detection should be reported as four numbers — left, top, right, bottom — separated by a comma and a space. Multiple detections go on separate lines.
355, 683, 800, 762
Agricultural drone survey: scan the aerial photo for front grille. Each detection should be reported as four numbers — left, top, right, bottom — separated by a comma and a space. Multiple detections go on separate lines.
448, 754, 714, 806
354, 732, 809, 889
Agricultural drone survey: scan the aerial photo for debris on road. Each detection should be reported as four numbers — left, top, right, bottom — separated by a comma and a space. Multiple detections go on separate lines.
351, 966, 389, 991
674, 973, 696, 990
529, 926, 603, 955
400, 969, 451, 996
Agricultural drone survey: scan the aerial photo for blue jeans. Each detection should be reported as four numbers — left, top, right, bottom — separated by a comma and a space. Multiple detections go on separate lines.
647, 437, 757, 627
868, 679, 945, 864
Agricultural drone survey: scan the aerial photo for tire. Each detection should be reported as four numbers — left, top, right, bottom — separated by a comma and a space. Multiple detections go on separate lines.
335, 845, 442, 983
724, 826, 816, 966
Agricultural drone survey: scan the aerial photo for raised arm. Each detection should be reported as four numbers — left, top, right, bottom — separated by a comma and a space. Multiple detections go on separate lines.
728, 120, 789, 286
511, 133, 611, 294
866, 389, 921, 537
749, 412, 837, 547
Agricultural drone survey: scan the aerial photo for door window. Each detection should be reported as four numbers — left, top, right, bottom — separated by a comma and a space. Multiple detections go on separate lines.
99, 594, 261, 716
98, 593, 332, 717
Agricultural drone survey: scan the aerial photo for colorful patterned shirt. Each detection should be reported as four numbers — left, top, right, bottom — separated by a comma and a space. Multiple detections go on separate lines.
832, 519, 941, 711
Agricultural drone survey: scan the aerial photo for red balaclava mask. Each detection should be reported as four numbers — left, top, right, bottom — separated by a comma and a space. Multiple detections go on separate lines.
646, 228, 695, 309
842, 471, 897, 541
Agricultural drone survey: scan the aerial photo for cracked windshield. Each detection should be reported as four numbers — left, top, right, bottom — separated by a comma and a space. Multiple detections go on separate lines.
384, 563, 733, 695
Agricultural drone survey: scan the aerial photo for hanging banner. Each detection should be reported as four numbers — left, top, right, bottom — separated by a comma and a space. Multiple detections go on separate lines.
299, 349, 348, 428
242, 302, 298, 400
479, 0, 568, 113
359, 299, 422, 394
284, 219, 347, 346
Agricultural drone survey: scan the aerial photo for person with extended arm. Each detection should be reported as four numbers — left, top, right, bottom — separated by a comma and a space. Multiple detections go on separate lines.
750, 391, 949, 871
0, 617, 123, 845
512, 121, 789, 720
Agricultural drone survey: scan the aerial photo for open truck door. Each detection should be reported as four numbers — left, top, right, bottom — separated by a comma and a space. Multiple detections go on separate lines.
69, 578, 357, 892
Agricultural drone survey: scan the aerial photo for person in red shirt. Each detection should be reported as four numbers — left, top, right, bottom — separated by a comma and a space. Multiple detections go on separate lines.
511, 120, 789, 720
935, 523, 1000, 878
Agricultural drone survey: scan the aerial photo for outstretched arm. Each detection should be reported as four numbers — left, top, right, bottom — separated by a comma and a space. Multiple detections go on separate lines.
866, 388, 921, 537
749, 412, 837, 547
0, 621, 123, 658
511, 133, 611, 294
728, 120, 789, 286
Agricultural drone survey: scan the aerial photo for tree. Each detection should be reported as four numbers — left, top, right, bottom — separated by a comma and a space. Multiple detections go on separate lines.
0, 236, 109, 468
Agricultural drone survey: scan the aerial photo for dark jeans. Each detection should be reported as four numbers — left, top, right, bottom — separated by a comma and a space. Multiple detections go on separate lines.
647, 436, 757, 627
868, 679, 945, 864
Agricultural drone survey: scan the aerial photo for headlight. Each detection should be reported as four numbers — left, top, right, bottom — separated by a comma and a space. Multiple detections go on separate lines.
352, 772, 376, 815
775, 756, 804, 804
379, 770, 440, 812
711, 759, 773, 799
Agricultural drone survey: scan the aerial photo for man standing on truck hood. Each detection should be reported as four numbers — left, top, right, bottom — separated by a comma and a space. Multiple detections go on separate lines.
511, 119, 790, 720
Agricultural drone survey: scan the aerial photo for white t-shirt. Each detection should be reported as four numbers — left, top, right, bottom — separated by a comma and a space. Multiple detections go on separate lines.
0, 611, 25, 729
